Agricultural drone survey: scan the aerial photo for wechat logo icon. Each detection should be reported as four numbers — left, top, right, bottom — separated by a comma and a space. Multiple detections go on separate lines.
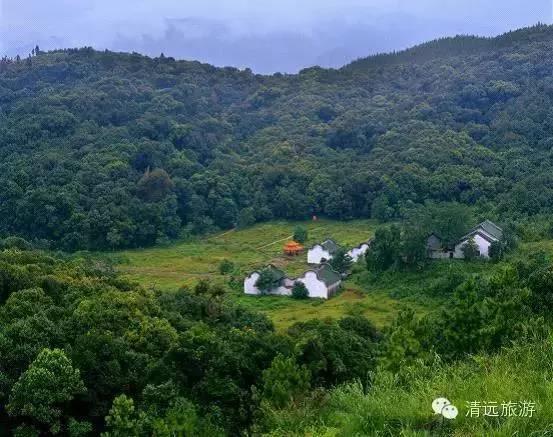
432, 397, 459, 420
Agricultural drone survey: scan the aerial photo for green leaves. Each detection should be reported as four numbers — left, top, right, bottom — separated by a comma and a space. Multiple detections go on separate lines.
7, 348, 85, 427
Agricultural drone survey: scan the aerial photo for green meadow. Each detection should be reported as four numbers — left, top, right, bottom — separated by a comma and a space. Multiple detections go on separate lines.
112, 219, 375, 287
102, 219, 500, 330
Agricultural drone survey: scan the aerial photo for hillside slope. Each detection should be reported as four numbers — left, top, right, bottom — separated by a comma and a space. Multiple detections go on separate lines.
2, 24, 553, 249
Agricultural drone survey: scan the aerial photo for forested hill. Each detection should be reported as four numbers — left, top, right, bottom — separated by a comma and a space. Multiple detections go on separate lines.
2, 23, 553, 250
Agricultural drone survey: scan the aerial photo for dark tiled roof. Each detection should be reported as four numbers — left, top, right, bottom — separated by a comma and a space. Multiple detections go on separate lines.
461, 220, 503, 242
478, 220, 503, 240
321, 239, 339, 254
257, 265, 285, 286
315, 263, 342, 286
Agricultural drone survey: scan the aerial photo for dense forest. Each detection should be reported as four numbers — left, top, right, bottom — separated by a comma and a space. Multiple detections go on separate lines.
3, 25, 553, 250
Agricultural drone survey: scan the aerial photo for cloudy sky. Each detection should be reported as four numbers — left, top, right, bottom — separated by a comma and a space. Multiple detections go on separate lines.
0, 0, 551, 73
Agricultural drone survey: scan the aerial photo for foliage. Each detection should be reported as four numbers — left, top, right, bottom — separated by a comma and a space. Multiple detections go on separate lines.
218, 259, 235, 275
257, 355, 311, 408
293, 226, 308, 244
462, 237, 480, 260
366, 225, 401, 272
7, 348, 85, 433
328, 248, 353, 274
255, 268, 279, 294
4, 26, 553, 249
291, 281, 309, 299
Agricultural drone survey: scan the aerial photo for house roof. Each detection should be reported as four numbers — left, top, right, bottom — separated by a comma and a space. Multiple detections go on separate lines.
320, 239, 339, 254
460, 220, 503, 242
258, 264, 286, 285
315, 263, 342, 287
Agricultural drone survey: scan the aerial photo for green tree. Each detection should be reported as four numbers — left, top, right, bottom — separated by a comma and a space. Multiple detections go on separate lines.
219, 259, 235, 275
401, 226, 427, 268
291, 282, 309, 299
103, 395, 144, 436
462, 237, 480, 261
366, 225, 401, 272
237, 208, 256, 229
329, 248, 353, 274
293, 226, 308, 244
488, 240, 503, 261
258, 355, 310, 408
7, 348, 86, 431
255, 269, 278, 294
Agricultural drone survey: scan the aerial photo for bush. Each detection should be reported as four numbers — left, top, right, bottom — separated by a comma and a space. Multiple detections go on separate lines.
292, 282, 309, 299
1, 237, 33, 251
219, 259, 235, 275
461, 237, 480, 261
293, 226, 308, 244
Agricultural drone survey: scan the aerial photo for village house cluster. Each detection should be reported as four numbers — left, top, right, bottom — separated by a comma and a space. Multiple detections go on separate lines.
244, 220, 502, 300
244, 238, 371, 299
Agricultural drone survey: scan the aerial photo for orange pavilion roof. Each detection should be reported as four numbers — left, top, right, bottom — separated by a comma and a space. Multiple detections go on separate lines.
283, 241, 303, 250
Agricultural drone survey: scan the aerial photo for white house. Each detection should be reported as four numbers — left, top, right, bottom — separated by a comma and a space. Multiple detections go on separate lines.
243, 263, 342, 299
243, 265, 291, 296
426, 220, 503, 260
347, 241, 371, 262
454, 220, 503, 259
307, 239, 339, 264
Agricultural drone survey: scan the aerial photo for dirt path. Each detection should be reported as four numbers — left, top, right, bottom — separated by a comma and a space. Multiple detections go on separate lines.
207, 228, 236, 240
255, 226, 325, 250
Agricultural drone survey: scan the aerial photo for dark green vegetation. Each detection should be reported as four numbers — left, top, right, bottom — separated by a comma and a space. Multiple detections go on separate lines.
4, 25, 553, 249
5, 23, 553, 436
1, 222, 553, 434
0, 248, 386, 435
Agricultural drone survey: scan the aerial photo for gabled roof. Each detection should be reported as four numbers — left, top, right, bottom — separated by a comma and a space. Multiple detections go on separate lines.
477, 220, 503, 240
460, 220, 503, 242
265, 265, 285, 283
249, 264, 285, 285
315, 263, 342, 287
320, 239, 339, 254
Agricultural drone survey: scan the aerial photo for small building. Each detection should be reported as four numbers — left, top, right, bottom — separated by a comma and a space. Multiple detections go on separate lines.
347, 240, 371, 262
307, 239, 339, 264
243, 263, 342, 299
295, 263, 342, 299
454, 220, 503, 259
426, 233, 453, 259
244, 265, 292, 296
426, 220, 503, 260
283, 240, 304, 256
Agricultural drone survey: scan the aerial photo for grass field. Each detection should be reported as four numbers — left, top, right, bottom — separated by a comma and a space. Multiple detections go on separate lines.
112, 219, 376, 290
103, 219, 498, 330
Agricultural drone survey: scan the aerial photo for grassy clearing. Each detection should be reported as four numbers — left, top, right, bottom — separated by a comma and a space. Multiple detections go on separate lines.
104, 220, 535, 331
105, 219, 415, 329
110, 219, 375, 290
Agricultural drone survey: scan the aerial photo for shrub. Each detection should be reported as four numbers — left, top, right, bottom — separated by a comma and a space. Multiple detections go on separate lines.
219, 259, 235, 275
293, 226, 308, 244
292, 282, 309, 299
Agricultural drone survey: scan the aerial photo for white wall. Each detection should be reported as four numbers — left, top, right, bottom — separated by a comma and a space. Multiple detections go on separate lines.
308, 245, 332, 264
243, 272, 293, 296
298, 271, 329, 299
454, 234, 492, 259
244, 272, 261, 295
347, 243, 369, 262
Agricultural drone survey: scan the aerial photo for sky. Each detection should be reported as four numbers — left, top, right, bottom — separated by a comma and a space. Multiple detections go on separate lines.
0, 0, 551, 73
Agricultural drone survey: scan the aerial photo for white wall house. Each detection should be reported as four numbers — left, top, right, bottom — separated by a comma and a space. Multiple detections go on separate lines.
426, 220, 503, 260
244, 263, 342, 299
347, 241, 371, 262
307, 239, 339, 264
243, 266, 293, 296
